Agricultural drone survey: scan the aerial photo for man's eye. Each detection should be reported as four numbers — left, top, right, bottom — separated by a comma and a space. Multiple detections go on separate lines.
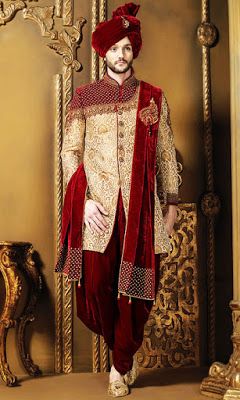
111, 47, 117, 51
126, 47, 131, 51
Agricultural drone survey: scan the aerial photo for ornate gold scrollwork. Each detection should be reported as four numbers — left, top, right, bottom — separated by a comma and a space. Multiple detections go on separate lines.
48, 18, 86, 70
137, 203, 200, 368
0, 0, 25, 25
23, 5, 57, 39
0, 242, 42, 386
16, 245, 42, 377
201, 301, 240, 398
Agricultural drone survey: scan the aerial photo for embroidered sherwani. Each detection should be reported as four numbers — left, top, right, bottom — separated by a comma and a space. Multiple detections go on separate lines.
61, 73, 178, 255
59, 72, 179, 376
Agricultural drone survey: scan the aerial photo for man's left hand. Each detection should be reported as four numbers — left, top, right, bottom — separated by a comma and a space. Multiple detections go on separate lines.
163, 205, 177, 236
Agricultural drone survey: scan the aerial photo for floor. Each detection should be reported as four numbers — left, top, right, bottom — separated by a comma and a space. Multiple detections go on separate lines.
0, 367, 210, 400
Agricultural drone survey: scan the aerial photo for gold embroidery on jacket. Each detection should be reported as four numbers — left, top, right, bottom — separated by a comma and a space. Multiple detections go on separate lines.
61, 114, 85, 186
84, 88, 139, 118
156, 92, 178, 205
139, 97, 159, 126
61, 84, 178, 254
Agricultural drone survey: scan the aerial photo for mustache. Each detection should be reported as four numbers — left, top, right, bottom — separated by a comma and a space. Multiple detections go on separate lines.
115, 59, 127, 64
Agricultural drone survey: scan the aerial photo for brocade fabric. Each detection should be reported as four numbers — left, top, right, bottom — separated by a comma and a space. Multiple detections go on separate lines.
61, 72, 178, 254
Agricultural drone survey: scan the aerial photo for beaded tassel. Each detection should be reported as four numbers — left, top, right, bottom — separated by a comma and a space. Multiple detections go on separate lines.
117, 292, 121, 300
128, 296, 132, 304
78, 278, 81, 287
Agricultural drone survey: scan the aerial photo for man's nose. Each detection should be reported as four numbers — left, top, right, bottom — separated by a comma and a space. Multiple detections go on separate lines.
117, 48, 124, 58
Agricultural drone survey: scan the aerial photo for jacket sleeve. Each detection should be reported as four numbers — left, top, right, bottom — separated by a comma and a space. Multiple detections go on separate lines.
61, 88, 86, 187
156, 91, 179, 205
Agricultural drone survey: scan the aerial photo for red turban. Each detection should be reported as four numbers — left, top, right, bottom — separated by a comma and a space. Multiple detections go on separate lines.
92, 2, 142, 59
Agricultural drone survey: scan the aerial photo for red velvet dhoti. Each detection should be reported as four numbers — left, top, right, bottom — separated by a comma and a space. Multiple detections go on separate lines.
75, 188, 160, 375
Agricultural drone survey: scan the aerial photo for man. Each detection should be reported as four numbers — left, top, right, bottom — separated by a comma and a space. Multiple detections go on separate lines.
55, 2, 178, 397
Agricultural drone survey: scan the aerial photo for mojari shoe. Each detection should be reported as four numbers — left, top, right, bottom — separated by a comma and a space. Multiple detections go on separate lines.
108, 380, 129, 397
123, 357, 139, 386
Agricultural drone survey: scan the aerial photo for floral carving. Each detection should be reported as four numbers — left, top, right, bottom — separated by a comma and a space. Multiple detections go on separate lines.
0, 1, 25, 26
23, 5, 57, 39
48, 18, 86, 70
137, 203, 200, 368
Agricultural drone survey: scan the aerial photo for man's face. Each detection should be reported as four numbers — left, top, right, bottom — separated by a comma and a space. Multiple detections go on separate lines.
105, 36, 133, 74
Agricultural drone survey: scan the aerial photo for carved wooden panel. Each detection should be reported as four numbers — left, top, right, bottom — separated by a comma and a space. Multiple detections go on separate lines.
137, 203, 200, 368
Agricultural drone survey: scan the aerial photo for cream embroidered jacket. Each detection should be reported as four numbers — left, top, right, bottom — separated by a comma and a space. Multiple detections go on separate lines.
61, 73, 178, 254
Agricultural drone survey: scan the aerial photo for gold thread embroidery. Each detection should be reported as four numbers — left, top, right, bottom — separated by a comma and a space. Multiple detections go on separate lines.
61, 86, 178, 255
139, 97, 159, 126
156, 92, 178, 205
84, 84, 140, 118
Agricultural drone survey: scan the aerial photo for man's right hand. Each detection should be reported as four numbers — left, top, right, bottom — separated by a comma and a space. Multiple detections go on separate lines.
84, 199, 109, 235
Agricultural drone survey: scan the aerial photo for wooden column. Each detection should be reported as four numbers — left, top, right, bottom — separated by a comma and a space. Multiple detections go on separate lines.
200, 2, 240, 398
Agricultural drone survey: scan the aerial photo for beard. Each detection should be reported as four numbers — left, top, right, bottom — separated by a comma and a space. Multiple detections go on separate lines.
106, 58, 133, 74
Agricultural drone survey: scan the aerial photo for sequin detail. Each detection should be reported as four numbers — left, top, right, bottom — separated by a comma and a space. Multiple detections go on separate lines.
55, 244, 83, 281
118, 260, 155, 300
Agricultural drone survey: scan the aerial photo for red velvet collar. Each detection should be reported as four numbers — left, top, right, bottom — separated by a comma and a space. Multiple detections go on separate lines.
103, 68, 138, 88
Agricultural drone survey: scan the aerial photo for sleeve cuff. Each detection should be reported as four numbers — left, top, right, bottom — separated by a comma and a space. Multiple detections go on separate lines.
166, 193, 178, 205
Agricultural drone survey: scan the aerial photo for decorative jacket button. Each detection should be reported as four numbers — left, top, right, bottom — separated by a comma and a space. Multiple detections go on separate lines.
119, 157, 124, 162
119, 132, 124, 138
119, 120, 124, 126
118, 109, 123, 115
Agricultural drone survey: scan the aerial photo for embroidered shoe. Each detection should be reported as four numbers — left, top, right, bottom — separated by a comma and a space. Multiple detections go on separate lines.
108, 380, 129, 397
123, 357, 139, 386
